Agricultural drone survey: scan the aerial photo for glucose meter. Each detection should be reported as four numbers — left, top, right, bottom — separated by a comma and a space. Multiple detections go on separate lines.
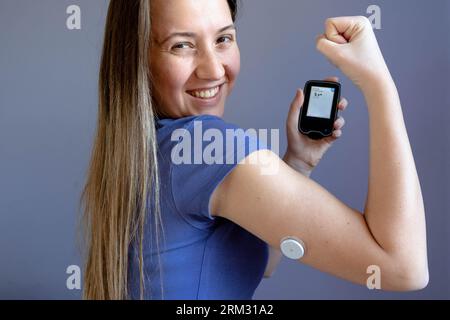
298, 80, 341, 140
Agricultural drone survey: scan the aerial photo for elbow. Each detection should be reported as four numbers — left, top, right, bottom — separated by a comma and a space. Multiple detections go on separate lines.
385, 263, 429, 292
406, 266, 429, 291
263, 270, 275, 279
396, 271, 429, 292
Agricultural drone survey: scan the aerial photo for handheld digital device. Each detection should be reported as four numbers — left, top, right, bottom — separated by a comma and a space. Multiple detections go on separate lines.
298, 80, 341, 140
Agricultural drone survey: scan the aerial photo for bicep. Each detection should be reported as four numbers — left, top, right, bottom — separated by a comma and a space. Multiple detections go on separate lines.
211, 149, 394, 287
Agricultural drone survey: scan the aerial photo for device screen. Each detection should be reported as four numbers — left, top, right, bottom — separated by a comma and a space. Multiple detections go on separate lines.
306, 86, 335, 119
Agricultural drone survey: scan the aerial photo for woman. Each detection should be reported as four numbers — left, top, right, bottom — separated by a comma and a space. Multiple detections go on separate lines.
80, 0, 429, 299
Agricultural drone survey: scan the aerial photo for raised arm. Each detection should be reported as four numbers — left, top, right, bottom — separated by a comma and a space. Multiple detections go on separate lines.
210, 16, 428, 291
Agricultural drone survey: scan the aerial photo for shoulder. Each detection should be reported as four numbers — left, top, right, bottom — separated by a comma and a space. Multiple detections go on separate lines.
170, 114, 272, 227
210, 149, 282, 217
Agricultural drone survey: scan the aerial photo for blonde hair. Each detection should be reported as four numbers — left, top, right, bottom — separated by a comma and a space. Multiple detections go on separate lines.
79, 0, 164, 299
79, 0, 239, 300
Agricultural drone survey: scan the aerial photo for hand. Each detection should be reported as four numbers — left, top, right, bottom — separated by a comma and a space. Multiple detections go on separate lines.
316, 16, 391, 91
284, 76, 348, 174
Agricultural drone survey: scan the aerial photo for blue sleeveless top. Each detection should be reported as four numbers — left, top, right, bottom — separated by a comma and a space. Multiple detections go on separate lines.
128, 114, 270, 300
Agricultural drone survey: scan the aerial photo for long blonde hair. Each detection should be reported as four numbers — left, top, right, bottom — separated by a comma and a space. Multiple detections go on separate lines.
79, 0, 162, 299
79, 0, 239, 300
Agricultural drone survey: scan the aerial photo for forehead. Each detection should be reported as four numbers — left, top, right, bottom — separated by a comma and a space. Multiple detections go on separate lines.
150, 0, 232, 35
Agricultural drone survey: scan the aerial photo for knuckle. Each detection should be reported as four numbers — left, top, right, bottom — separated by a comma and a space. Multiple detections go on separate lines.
358, 15, 367, 21
359, 16, 371, 26
315, 39, 323, 51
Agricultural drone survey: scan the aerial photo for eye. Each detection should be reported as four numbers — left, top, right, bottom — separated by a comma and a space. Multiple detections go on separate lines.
171, 42, 194, 50
217, 35, 234, 45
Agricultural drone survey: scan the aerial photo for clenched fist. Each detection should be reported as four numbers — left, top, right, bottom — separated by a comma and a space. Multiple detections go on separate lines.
316, 16, 390, 91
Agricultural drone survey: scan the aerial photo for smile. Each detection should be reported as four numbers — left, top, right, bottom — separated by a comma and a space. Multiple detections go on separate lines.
187, 85, 222, 100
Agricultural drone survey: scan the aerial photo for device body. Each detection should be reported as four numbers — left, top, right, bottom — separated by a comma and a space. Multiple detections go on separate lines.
280, 236, 306, 260
298, 80, 341, 140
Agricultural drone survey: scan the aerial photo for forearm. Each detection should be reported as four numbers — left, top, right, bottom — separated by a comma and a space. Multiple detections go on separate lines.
362, 74, 428, 280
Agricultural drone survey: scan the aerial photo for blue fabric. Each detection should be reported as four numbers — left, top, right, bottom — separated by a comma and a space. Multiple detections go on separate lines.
128, 114, 271, 300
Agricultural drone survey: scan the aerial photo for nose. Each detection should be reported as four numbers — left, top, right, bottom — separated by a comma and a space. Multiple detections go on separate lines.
195, 49, 225, 81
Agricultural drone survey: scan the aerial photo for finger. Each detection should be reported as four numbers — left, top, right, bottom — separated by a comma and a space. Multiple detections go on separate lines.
324, 76, 339, 83
316, 34, 341, 67
338, 97, 348, 110
332, 129, 342, 138
324, 16, 367, 43
288, 89, 304, 128
334, 116, 345, 130
324, 18, 350, 44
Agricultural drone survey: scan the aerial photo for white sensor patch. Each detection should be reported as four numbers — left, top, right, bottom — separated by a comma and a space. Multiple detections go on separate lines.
280, 236, 306, 260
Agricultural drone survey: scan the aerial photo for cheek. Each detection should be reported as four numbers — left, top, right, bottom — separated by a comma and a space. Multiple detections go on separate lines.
225, 48, 241, 89
151, 56, 192, 96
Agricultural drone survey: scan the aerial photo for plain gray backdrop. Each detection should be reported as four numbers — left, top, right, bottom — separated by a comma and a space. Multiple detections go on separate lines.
0, 0, 449, 299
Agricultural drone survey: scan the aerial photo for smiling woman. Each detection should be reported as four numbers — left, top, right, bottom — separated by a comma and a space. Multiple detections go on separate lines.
80, 0, 428, 301
149, 0, 240, 118
80, 0, 245, 300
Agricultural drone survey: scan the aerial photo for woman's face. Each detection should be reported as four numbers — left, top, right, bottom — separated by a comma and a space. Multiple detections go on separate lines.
150, 0, 240, 118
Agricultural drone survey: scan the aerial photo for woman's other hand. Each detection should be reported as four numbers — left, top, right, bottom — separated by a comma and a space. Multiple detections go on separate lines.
284, 76, 348, 175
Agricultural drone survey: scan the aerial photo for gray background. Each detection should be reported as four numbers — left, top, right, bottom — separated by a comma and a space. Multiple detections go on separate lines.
0, 0, 448, 299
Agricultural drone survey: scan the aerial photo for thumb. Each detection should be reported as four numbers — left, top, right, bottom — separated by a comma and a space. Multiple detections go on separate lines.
288, 89, 304, 128
316, 34, 342, 67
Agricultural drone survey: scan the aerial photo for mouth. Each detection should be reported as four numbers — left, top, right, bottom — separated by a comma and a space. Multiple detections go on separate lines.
186, 83, 224, 100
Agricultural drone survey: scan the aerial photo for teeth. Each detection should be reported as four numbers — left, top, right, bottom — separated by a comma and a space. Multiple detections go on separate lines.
190, 86, 220, 99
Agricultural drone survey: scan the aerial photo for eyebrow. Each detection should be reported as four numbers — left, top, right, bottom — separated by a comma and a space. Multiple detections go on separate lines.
159, 24, 236, 45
